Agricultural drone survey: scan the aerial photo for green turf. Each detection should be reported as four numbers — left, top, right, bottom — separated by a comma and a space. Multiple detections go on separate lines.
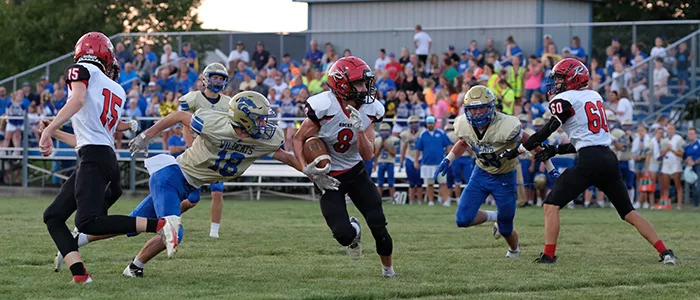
1, 197, 699, 300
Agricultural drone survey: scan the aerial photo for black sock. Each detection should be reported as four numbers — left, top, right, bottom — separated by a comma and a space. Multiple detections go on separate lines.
69, 262, 86, 276
146, 218, 160, 233
129, 263, 143, 270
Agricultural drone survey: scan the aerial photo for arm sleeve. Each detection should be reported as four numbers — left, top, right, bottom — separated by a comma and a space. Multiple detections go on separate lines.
556, 143, 577, 154
304, 104, 320, 125
522, 117, 561, 150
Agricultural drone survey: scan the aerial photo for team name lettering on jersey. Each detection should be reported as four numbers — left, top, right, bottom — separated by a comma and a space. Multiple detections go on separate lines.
219, 141, 255, 155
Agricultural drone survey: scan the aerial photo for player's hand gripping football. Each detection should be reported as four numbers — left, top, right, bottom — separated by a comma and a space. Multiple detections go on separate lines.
128, 132, 151, 155
434, 158, 450, 182
534, 144, 558, 162
345, 105, 363, 130
302, 156, 331, 176
311, 174, 340, 191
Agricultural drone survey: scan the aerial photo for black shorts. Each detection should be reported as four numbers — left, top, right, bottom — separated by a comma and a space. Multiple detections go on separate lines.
545, 146, 635, 219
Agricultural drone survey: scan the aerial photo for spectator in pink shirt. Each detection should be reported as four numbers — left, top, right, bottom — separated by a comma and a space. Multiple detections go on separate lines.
432, 90, 450, 128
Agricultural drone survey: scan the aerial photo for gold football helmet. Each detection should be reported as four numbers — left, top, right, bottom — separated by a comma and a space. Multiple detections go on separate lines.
228, 91, 276, 139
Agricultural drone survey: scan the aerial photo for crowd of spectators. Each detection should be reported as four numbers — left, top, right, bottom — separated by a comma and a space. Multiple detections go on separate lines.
0, 25, 698, 208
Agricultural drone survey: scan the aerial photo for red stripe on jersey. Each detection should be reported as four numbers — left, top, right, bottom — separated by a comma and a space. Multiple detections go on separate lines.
330, 168, 352, 177
321, 116, 333, 121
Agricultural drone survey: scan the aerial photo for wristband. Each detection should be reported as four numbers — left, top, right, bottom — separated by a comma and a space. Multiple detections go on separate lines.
446, 152, 456, 162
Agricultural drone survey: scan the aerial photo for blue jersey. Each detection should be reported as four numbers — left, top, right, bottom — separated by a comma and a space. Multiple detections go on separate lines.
395, 101, 411, 126
6, 101, 27, 126
168, 133, 187, 158
275, 98, 298, 118
415, 129, 452, 165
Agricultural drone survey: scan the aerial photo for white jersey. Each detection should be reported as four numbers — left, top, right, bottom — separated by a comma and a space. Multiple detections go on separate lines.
305, 91, 385, 171
549, 89, 611, 151
65, 62, 126, 149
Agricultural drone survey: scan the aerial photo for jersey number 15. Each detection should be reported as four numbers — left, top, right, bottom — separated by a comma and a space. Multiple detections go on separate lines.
101, 89, 123, 131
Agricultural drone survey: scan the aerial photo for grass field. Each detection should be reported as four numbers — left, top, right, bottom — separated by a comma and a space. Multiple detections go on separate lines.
1, 197, 699, 300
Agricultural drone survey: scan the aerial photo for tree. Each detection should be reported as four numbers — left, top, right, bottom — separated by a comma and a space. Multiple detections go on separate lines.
0, 0, 215, 84
590, 0, 700, 63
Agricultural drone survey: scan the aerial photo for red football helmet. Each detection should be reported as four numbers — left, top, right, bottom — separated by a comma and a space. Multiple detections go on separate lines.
327, 56, 376, 106
74, 32, 114, 75
548, 58, 589, 95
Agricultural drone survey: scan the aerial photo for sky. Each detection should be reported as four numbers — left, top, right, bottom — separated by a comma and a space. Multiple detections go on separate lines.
198, 0, 308, 32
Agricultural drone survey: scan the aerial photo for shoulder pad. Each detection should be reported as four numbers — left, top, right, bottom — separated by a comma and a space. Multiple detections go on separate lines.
306, 93, 331, 118
64, 64, 92, 85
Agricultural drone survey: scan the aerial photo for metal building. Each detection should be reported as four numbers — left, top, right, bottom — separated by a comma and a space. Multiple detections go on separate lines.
295, 0, 593, 63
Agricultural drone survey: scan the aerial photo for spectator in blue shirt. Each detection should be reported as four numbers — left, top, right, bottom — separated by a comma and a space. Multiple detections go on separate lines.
234, 60, 256, 82
0, 87, 9, 116
303, 40, 324, 70
529, 92, 546, 120
52, 89, 67, 111
3, 92, 28, 148
502, 36, 523, 67
119, 62, 139, 90
279, 54, 301, 78
43, 90, 61, 118
465, 40, 482, 64
180, 42, 197, 70
569, 36, 587, 63
289, 75, 307, 97
115, 42, 133, 68
168, 123, 187, 157
684, 127, 700, 207
458, 50, 469, 73
375, 70, 397, 99
157, 68, 176, 93
175, 69, 194, 94
142, 44, 158, 73
414, 116, 453, 206
40, 76, 54, 94
536, 34, 553, 58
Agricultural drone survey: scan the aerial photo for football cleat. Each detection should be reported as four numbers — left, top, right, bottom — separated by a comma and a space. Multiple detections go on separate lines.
382, 271, 400, 278
53, 251, 64, 272
123, 264, 144, 278
71, 274, 93, 284
492, 222, 501, 240
347, 216, 362, 260
534, 252, 557, 264
158, 216, 181, 258
660, 249, 677, 265
506, 248, 520, 258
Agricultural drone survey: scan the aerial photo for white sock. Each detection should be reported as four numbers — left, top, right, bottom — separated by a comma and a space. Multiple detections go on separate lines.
628, 189, 635, 203
350, 221, 360, 236
210, 223, 220, 235
511, 245, 520, 252
382, 265, 394, 274
485, 210, 498, 222
77, 233, 89, 248
132, 257, 145, 269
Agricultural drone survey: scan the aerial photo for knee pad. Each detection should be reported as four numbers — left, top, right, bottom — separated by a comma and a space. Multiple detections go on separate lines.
456, 219, 474, 228
210, 182, 224, 193
370, 226, 393, 256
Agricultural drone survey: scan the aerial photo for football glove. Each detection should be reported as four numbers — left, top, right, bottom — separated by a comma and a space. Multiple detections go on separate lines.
499, 148, 520, 160
128, 132, 151, 155
535, 144, 558, 162
128, 119, 139, 132
302, 157, 331, 176
434, 158, 450, 182
345, 105, 363, 131
311, 174, 340, 191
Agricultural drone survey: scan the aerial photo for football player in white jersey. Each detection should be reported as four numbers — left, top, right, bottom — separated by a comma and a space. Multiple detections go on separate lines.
39, 32, 179, 284
292, 56, 398, 278
501, 58, 676, 265
49, 91, 300, 277
179, 62, 231, 238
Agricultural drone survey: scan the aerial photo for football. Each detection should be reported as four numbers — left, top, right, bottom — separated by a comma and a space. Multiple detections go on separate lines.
303, 137, 331, 168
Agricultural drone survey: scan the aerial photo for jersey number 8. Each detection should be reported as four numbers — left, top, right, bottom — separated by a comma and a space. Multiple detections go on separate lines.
209, 150, 245, 177
333, 128, 354, 153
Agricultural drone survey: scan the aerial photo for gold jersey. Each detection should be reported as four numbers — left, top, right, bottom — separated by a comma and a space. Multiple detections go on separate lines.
176, 109, 284, 187
611, 128, 633, 161
447, 131, 474, 158
454, 112, 521, 174
400, 128, 424, 162
374, 136, 401, 164
179, 90, 232, 113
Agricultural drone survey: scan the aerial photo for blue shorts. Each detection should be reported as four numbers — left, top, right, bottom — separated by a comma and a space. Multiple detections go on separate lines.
405, 158, 423, 188
210, 181, 224, 192
377, 162, 395, 187
678, 70, 689, 81
456, 167, 517, 237
519, 158, 534, 188
127, 164, 196, 242
187, 188, 201, 203
446, 164, 454, 189
451, 157, 475, 184
619, 161, 634, 189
